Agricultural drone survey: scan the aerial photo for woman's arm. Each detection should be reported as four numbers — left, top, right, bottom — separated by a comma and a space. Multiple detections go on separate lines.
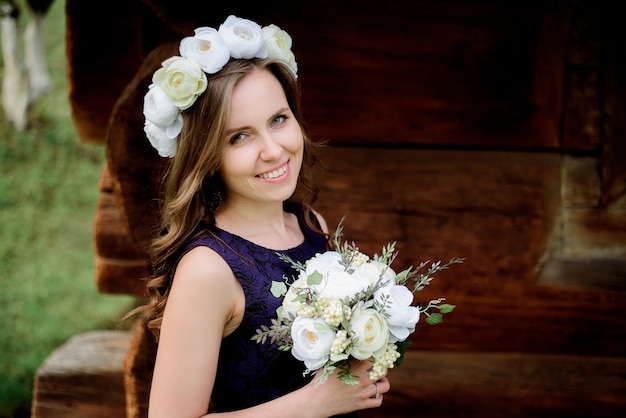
148, 246, 244, 418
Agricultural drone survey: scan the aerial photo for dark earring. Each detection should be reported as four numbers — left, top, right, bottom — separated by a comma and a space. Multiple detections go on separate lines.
201, 178, 223, 212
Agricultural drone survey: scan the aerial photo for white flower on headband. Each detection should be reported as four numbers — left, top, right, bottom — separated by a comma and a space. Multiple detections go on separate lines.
143, 15, 298, 158
144, 118, 180, 158
218, 15, 268, 59
180, 27, 231, 74
143, 85, 183, 157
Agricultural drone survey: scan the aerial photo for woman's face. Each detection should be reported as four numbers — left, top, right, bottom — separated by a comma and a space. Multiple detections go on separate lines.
218, 69, 304, 207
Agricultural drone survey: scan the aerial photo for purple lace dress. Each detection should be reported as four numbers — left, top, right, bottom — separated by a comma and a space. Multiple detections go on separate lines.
178, 203, 359, 416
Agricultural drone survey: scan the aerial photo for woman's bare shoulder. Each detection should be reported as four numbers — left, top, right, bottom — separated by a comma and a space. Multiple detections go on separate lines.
167, 245, 243, 334
311, 208, 329, 234
177, 244, 230, 274
169, 245, 241, 304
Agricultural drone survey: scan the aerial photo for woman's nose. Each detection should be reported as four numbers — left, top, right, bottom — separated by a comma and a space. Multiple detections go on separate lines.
259, 133, 283, 161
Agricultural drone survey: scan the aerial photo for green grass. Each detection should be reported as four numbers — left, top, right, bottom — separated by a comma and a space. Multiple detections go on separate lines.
0, 1, 136, 416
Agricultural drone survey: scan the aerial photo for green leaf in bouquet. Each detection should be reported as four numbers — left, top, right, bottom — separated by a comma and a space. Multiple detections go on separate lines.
439, 304, 456, 314
394, 267, 412, 285
426, 312, 444, 325
293, 293, 309, 304
307, 270, 324, 286
374, 241, 397, 265
270, 281, 287, 298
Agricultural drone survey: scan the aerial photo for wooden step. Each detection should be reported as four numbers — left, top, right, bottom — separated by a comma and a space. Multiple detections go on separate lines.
31, 330, 131, 418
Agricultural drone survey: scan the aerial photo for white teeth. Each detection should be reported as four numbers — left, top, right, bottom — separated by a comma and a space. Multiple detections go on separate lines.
259, 164, 287, 179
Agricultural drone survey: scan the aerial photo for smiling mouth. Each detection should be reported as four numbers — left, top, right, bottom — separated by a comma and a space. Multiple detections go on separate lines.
258, 162, 288, 179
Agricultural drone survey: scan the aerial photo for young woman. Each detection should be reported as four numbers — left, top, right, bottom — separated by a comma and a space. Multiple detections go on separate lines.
139, 15, 390, 417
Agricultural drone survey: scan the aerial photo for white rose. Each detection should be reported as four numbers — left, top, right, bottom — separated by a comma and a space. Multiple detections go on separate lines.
317, 270, 365, 300
218, 15, 268, 59
144, 118, 181, 158
302, 251, 375, 300
351, 263, 379, 289
179, 26, 231, 74
143, 84, 180, 127
374, 285, 419, 343
152, 56, 207, 110
370, 260, 397, 287
352, 260, 395, 291
279, 276, 308, 320
291, 316, 336, 370
349, 302, 389, 360
262, 24, 297, 76
301, 251, 344, 281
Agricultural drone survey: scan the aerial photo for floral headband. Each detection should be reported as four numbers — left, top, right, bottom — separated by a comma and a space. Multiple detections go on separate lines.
143, 15, 298, 158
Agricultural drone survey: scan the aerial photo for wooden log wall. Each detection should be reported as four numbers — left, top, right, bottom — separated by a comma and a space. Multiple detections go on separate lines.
78, 0, 626, 354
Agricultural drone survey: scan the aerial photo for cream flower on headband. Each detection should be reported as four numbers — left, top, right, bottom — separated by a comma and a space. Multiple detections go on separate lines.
152, 57, 208, 110
143, 15, 298, 158
263, 24, 298, 75
218, 15, 268, 59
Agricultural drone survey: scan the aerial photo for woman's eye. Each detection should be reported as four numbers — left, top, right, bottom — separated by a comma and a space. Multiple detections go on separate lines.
229, 133, 247, 145
271, 115, 287, 126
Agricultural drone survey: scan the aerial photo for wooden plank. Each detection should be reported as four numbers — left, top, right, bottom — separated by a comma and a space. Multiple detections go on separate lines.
561, 155, 626, 258
562, 67, 601, 152
125, 316, 157, 418
31, 331, 131, 418
562, 156, 601, 207
66, 0, 146, 143
537, 257, 626, 291
563, 207, 626, 257
361, 350, 626, 418
601, 3, 626, 205
94, 191, 145, 260
562, 1, 602, 152
405, 288, 626, 355
316, 148, 561, 277
97, 162, 113, 193
94, 182, 149, 295
292, 1, 565, 148
95, 256, 149, 296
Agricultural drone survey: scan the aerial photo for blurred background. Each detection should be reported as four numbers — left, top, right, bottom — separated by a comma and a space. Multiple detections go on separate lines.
0, 1, 135, 416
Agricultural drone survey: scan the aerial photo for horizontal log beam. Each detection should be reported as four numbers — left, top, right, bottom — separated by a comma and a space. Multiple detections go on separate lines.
362, 350, 626, 418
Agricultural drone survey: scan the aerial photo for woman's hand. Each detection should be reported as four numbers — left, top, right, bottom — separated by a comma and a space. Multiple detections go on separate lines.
305, 360, 390, 417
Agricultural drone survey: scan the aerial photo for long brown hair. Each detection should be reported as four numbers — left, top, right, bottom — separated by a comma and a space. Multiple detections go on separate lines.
136, 58, 326, 338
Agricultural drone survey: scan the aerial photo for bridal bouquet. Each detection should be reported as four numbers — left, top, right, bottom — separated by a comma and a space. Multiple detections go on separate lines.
252, 220, 463, 385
